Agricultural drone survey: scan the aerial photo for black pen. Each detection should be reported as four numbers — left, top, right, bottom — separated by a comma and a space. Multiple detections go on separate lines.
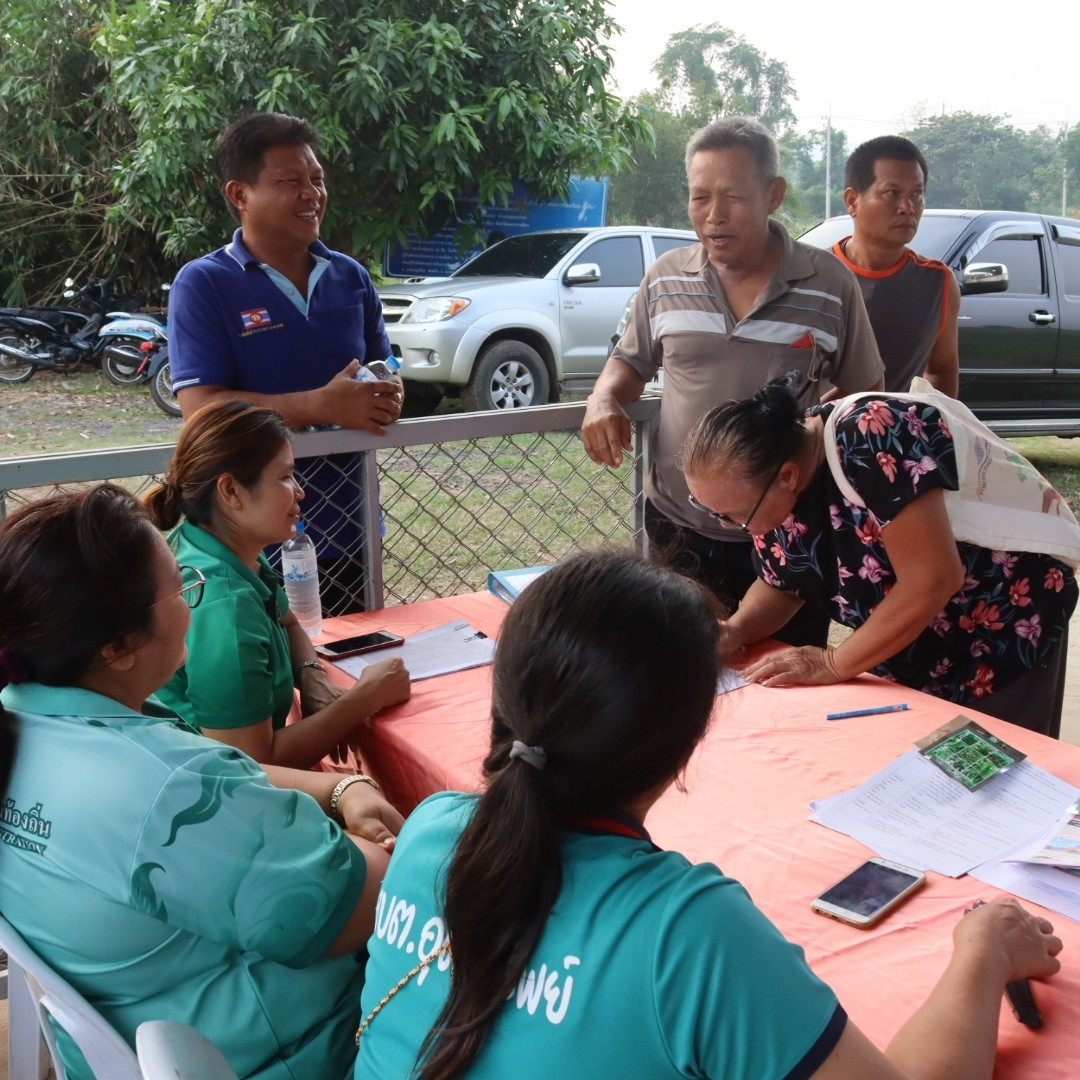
964, 901, 1043, 1029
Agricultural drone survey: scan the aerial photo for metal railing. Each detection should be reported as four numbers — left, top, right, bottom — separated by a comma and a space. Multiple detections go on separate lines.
0, 399, 660, 611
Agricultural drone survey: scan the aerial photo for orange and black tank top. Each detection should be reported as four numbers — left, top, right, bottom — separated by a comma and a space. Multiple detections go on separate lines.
832, 239, 951, 392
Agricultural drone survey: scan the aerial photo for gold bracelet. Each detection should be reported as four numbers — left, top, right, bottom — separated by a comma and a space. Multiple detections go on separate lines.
329, 773, 380, 820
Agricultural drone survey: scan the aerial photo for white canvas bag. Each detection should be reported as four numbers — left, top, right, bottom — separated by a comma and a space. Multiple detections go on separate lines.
822, 377, 1080, 568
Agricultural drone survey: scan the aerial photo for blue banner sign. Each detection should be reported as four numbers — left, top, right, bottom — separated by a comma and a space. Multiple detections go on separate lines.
383, 176, 608, 279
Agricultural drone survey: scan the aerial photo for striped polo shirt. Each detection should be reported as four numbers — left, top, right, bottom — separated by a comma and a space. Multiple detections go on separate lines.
615, 221, 883, 538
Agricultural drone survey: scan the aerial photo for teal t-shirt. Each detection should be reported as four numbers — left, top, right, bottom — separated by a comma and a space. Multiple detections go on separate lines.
0, 682, 366, 1080
157, 520, 295, 732
356, 792, 844, 1079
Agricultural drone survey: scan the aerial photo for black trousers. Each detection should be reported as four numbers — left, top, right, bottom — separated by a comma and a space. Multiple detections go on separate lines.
644, 501, 830, 649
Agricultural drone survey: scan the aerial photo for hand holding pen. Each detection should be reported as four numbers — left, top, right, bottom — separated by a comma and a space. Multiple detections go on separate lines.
961, 898, 1063, 1029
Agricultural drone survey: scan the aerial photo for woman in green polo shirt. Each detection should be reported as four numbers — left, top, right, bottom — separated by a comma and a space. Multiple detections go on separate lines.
146, 400, 410, 768
0, 484, 400, 1079
356, 551, 1062, 1080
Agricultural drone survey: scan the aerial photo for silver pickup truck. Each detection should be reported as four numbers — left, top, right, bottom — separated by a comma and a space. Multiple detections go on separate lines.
378, 226, 696, 412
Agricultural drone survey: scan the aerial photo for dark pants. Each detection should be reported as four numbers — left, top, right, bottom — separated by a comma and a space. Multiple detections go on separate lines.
970, 625, 1069, 740
645, 501, 830, 648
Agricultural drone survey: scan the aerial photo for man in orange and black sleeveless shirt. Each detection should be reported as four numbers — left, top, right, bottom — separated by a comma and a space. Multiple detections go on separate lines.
832, 136, 960, 396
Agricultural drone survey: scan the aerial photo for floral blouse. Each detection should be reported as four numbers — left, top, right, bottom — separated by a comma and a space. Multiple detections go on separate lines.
752, 397, 1078, 707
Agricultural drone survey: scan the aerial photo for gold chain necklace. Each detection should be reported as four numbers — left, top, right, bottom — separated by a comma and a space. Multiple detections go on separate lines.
355, 940, 452, 1046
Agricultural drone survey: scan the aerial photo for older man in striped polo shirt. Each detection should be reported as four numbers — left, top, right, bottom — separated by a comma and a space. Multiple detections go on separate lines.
582, 116, 884, 647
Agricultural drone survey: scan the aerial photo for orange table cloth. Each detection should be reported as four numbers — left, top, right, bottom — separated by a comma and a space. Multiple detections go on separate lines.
324, 593, 1080, 1078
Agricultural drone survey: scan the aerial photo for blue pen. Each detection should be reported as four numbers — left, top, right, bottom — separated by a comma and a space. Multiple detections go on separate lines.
826, 704, 909, 720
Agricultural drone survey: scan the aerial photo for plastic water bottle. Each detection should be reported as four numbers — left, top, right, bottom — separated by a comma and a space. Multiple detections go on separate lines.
281, 521, 323, 638
354, 355, 401, 382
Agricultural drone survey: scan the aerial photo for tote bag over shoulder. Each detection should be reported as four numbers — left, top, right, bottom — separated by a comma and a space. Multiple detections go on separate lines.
822, 377, 1080, 568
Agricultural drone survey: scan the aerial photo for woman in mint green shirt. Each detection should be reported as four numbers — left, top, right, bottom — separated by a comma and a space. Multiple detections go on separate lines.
147, 400, 410, 768
356, 551, 1063, 1080
0, 484, 400, 1079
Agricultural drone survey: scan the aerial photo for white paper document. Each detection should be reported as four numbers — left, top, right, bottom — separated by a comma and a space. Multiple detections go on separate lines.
810, 748, 1080, 878
970, 853, 1080, 923
332, 620, 496, 682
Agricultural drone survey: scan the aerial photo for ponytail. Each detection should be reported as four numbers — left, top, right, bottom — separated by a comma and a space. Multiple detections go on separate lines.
143, 400, 291, 529
417, 737, 560, 1080
414, 551, 720, 1079
144, 476, 184, 530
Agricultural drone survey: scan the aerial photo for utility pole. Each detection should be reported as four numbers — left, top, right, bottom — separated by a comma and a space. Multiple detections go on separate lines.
824, 111, 832, 219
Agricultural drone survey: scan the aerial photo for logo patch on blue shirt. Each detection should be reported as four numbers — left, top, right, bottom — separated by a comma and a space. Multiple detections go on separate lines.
240, 308, 270, 329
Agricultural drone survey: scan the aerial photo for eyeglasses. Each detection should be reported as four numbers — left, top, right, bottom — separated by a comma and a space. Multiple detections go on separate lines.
688, 461, 783, 532
155, 565, 206, 610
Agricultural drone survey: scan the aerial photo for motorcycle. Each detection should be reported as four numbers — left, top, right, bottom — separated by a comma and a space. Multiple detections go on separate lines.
99, 315, 168, 386
0, 279, 153, 384
147, 344, 182, 417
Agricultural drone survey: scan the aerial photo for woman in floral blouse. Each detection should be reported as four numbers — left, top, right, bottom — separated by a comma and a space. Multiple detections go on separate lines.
682, 383, 1078, 736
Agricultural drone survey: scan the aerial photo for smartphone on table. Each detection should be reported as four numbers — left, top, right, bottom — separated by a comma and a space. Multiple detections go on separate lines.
811, 857, 926, 928
314, 630, 404, 659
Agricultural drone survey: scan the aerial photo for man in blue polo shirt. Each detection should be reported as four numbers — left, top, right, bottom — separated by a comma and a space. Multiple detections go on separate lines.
169, 112, 401, 613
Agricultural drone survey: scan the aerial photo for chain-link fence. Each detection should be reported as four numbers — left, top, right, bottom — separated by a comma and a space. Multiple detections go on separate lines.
0, 400, 659, 613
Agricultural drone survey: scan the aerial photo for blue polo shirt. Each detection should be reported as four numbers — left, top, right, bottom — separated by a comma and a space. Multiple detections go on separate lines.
0, 682, 367, 1080
357, 793, 845, 1080
169, 228, 390, 395
169, 229, 392, 562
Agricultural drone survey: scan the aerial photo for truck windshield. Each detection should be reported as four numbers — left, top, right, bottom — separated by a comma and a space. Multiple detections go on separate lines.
799, 214, 971, 263
452, 232, 586, 278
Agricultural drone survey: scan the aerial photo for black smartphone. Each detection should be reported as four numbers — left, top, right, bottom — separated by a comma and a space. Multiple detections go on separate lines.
811, 858, 926, 928
314, 630, 404, 659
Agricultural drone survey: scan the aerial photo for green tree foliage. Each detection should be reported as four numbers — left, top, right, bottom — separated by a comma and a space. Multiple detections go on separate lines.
902, 112, 1051, 211
608, 23, 796, 230
607, 93, 694, 228
652, 22, 796, 132
0, 1, 145, 303
777, 126, 850, 233
0, 0, 648, 302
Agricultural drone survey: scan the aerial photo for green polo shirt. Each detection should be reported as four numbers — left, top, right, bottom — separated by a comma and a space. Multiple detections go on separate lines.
0, 682, 366, 1080
158, 520, 294, 733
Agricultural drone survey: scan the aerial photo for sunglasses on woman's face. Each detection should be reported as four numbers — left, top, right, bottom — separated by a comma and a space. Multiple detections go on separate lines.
688, 461, 783, 532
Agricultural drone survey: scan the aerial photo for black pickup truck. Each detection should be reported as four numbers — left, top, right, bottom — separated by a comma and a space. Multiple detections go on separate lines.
799, 210, 1080, 436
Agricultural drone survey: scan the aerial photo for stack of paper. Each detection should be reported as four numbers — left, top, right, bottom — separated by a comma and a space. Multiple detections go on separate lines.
811, 748, 1080, 878
331, 620, 496, 682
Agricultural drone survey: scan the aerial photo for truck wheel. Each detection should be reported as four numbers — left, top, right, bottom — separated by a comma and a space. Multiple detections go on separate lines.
150, 361, 182, 417
400, 381, 444, 417
463, 340, 549, 411
0, 330, 36, 383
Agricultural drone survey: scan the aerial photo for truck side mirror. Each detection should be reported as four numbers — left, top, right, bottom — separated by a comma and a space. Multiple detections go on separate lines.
564, 262, 601, 285
961, 262, 1009, 296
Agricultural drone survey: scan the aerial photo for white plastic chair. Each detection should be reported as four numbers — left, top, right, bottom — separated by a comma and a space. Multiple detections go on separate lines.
136, 1021, 238, 1080
0, 913, 141, 1080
